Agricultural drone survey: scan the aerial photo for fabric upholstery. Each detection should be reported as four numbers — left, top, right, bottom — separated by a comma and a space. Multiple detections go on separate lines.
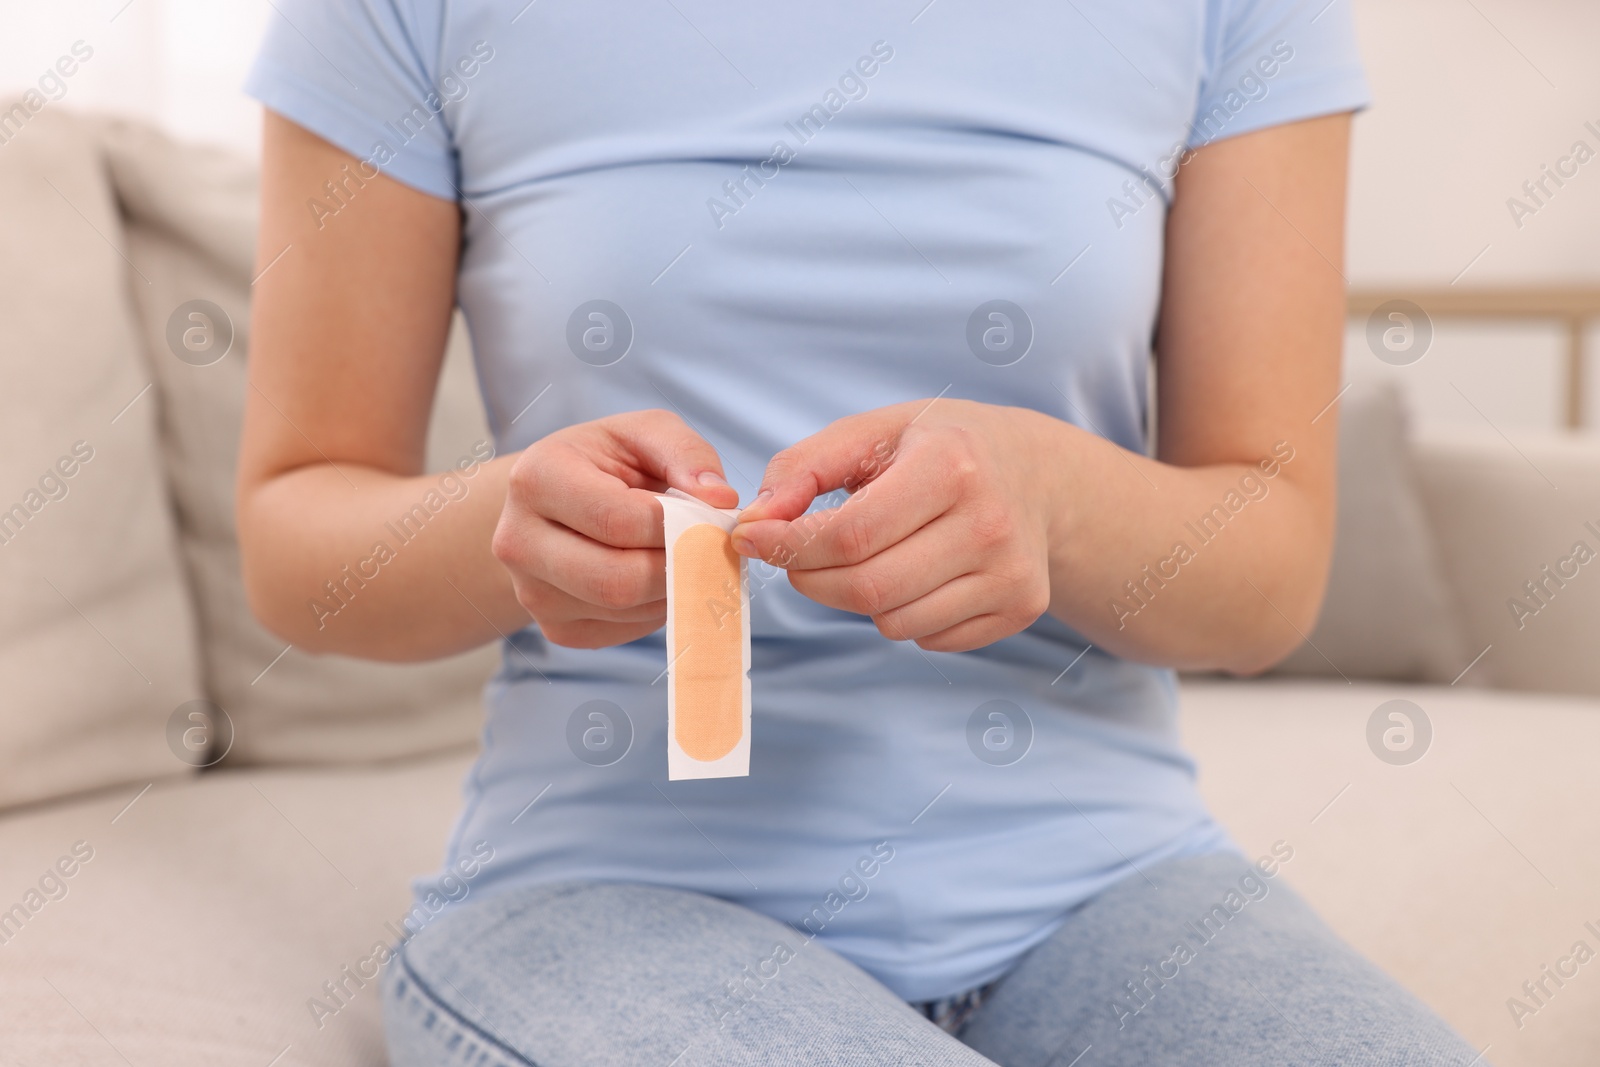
0, 752, 473, 1067
1, 680, 1596, 1066
95, 115, 500, 766
1413, 428, 1600, 697
0, 105, 202, 810
1182, 677, 1600, 1067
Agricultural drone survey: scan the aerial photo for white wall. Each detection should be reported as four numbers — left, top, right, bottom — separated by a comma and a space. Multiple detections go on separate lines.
1342, 0, 1600, 435
1346, 0, 1600, 285
4, 0, 1597, 432
0, 0, 270, 158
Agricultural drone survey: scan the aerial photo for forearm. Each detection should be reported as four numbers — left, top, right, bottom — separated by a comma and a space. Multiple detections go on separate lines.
1036, 413, 1332, 674
238, 454, 530, 661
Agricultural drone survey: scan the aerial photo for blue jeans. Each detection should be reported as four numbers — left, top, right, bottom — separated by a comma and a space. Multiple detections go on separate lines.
381, 853, 1482, 1066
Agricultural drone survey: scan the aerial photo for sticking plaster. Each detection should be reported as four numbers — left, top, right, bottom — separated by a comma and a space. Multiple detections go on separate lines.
659, 488, 751, 780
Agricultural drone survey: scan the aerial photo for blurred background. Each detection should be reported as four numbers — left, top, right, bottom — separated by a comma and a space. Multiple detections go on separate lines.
8, 0, 1600, 430
3, 3, 1599, 1066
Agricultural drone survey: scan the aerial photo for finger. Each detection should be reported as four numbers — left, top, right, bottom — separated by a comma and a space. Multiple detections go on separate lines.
858, 572, 1011, 647
494, 505, 666, 613
522, 411, 739, 548
908, 613, 1014, 654
870, 573, 991, 640
733, 436, 961, 569
874, 568, 1046, 651
516, 440, 668, 548
524, 579, 667, 625
539, 615, 667, 650
531, 522, 667, 611
734, 403, 922, 526
603, 409, 741, 510
785, 516, 976, 614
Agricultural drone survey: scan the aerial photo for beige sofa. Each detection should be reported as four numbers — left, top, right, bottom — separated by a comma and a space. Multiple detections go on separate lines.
1, 109, 1596, 1067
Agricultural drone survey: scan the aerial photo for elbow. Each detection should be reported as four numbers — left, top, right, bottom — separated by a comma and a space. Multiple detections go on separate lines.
1220, 567, 1332, 677
235, 488, 318, 650
1221, 488, 1335, 676
1223, 633, 1310, 678
237, 535, 313, 649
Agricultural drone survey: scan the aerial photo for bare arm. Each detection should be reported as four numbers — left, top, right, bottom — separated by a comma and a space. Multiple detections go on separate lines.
1044, 111, 1349, 670
732, 114, 1350, 674
238, 115, 736, 661
237, 113, 525, 660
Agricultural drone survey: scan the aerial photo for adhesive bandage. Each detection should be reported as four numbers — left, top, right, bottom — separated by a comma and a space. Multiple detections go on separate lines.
659, 488, 751, 780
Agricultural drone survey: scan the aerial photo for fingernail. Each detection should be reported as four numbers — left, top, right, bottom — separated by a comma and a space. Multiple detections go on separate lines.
696, 470, 728, 487
751, 489, 773, 506
730, 532, 756, 556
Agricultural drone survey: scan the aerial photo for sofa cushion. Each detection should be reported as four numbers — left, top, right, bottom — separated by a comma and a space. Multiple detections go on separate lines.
1, 682, 1594, 1067
93, 115, 500, 766
1270, 380, 1473, 684
0, 104, 202, 810
0, 751, 474, 1067
1182, 677, 1600, 1067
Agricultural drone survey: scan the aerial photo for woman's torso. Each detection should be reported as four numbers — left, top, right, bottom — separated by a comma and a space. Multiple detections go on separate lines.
245, 0, 1363, 1000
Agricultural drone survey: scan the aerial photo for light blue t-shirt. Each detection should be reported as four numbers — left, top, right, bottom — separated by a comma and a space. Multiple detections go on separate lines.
248, 1, 1368, 1001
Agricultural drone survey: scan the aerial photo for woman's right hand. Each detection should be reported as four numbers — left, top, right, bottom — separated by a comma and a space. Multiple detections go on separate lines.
492, 410, 741, 649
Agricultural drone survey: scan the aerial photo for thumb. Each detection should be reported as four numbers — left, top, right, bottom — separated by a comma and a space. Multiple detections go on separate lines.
614, 409, 741, 509
736, 405, 913, 525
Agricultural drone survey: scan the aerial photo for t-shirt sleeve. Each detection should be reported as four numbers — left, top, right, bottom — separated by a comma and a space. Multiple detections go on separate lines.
244, 0, 457, 200
1188, 0, 1371, 149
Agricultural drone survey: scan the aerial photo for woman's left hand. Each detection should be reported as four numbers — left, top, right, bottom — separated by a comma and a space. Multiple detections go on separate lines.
730, 399, 1061, 652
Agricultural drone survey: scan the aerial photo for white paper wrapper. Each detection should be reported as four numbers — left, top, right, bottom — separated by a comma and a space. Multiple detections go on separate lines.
659, 488, 751, 780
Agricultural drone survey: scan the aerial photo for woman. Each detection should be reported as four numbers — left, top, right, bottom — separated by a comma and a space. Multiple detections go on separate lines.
239, 2, 1479, 1063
